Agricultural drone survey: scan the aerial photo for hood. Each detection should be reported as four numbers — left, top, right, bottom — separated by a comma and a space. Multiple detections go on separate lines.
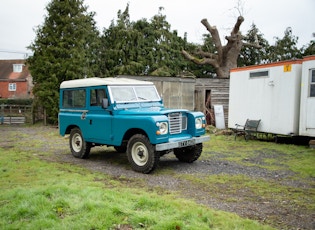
114, 106, 188, 116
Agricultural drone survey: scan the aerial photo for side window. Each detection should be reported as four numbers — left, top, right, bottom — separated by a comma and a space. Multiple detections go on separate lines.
249, 70, 269, 78
63, 89, 86, 108
310, 69, 315, 97
90, 89, 106, 106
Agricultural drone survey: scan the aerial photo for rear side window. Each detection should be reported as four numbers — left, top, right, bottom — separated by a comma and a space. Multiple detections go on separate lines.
63, 89, 86, 108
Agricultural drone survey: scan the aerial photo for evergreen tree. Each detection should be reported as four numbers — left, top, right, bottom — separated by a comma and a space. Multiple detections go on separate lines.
27, 0, 100, 124
302, 40, 315, 56
268, 27, 302, 62
238, 23, 269, 66
101, 4, 143, 77
101, 5, 189, 77
148, 7, 186, 76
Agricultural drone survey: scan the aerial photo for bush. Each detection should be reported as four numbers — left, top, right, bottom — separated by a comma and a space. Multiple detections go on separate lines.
0, 98, 33, 105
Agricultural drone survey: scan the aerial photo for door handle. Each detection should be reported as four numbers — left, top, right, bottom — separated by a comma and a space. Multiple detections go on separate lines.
81, 111, 87, 120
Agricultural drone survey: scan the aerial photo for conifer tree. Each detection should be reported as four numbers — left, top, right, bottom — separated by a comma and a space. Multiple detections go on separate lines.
268, 27, 302, 62
238, 23, 269, 66
101, 5, 188, 77
28, 0, 100, 124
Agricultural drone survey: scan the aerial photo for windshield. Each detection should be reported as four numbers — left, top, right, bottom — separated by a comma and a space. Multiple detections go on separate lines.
109, 85, 161, 103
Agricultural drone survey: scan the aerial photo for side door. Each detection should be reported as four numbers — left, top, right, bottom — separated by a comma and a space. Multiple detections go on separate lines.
84, 87, 112, 144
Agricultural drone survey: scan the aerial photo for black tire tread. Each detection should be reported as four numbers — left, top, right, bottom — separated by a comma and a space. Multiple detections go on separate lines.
127, 134, 159, 174
69, 128, 91, 159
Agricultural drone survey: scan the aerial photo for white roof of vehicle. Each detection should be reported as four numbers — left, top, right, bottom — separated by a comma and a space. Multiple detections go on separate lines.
60, 77, 153, 89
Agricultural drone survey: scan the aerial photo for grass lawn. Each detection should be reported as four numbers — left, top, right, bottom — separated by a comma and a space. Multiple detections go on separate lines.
1, 125, 314, 229
0, 130, 275, 230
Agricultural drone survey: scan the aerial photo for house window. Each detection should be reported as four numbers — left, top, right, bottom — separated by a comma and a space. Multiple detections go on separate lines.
13, 64, 23, 73
310, 69, 315, 97
8, 83, 16, 91
249, 70, 269, 78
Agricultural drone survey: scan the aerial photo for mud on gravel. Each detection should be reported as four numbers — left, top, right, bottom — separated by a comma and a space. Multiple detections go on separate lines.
1, 125, 314, 229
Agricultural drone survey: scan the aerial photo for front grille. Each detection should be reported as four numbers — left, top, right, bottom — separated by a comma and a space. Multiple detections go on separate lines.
169, 112, 182, 134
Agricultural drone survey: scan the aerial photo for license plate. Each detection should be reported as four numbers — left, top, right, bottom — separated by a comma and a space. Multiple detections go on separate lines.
178, 139, 195, 147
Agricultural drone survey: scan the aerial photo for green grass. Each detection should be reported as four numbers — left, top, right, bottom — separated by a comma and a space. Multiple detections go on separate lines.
181, 173, 314, 210
1, 126, 314, 229
202, 134, 315, 178
0, 147, 273, 230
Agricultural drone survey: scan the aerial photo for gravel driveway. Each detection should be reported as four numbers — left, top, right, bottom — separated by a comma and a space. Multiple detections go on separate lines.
1, 125, 314, 229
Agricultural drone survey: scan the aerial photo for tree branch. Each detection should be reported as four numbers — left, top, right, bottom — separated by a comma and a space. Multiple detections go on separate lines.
195, 49, 218, 59
224, 16, 245, 53
231, 16, 244, 35
201, 19, 222, 57
182, 50, 219, 67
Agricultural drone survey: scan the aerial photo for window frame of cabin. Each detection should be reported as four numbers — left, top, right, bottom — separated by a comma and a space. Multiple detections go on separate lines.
249, 70, 269, 78
310, 69, 315, 97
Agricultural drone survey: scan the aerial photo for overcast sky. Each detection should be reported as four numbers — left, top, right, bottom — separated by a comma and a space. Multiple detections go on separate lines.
0, 0, 314, 59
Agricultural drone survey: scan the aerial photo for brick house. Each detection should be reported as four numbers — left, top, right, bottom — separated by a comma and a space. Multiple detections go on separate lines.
0, 60, 33, 99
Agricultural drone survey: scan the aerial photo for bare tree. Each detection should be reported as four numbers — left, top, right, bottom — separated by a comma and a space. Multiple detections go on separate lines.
182, 16, 261, 78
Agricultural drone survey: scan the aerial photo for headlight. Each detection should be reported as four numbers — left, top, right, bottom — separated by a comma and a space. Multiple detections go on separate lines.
156, 122, 168, 135
195, 117, 203, 129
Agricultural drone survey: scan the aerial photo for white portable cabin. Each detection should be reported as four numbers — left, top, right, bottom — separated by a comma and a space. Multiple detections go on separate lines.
299, 56, 315, 137
228, 56, 315, 137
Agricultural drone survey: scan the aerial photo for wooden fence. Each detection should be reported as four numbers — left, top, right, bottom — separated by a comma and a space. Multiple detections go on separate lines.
0, 104, 31, 124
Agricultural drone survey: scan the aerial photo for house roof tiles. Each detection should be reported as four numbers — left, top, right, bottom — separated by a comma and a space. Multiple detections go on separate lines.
0, 59, 30, 81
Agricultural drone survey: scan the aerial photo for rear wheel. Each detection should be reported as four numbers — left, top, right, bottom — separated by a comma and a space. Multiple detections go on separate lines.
127, 134, 159, 173
174, 143, 202, 163
69, 128, 91, 159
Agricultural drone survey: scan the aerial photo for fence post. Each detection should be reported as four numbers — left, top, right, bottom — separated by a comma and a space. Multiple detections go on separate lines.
0, 104, 4, 124
44, 109, 47, 126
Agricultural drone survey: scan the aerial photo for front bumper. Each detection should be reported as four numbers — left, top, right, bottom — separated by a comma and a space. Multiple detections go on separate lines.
155, 135, 210, 151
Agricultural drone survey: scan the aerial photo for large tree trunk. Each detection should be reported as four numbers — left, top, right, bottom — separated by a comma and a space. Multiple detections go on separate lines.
182, 16, 260, 78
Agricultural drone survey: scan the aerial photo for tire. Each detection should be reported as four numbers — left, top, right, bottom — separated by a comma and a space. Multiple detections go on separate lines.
127, 134, 159, 174
174, 143, 203, 163
69, 128, 91, 159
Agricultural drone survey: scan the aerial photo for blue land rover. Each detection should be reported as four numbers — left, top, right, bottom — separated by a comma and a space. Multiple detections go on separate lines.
59, 77, 209, 173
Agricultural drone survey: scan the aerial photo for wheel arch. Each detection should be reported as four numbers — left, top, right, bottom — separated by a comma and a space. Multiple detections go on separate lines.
122, 128, 148, 142
65, 125, 80, 135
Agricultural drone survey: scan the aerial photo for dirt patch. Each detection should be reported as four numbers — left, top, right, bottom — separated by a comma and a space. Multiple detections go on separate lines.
1, 125, 314, 229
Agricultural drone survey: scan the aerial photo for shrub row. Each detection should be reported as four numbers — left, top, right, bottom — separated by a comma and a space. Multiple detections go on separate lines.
0, 98, 33, 105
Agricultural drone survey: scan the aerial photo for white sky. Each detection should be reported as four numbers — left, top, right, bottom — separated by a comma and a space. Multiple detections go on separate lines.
0, 0, 314, 59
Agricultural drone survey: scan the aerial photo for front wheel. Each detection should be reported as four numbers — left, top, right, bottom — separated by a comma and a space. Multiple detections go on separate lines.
127, 134, 159, 174
174, 143, 203, 163
69, 128, 91, 159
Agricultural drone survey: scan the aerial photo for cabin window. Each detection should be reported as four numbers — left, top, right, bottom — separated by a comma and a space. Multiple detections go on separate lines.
310, 69, 315, 97
62, 89, 86, 108
249, 70, 269, 78
8, 83, 16, 91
